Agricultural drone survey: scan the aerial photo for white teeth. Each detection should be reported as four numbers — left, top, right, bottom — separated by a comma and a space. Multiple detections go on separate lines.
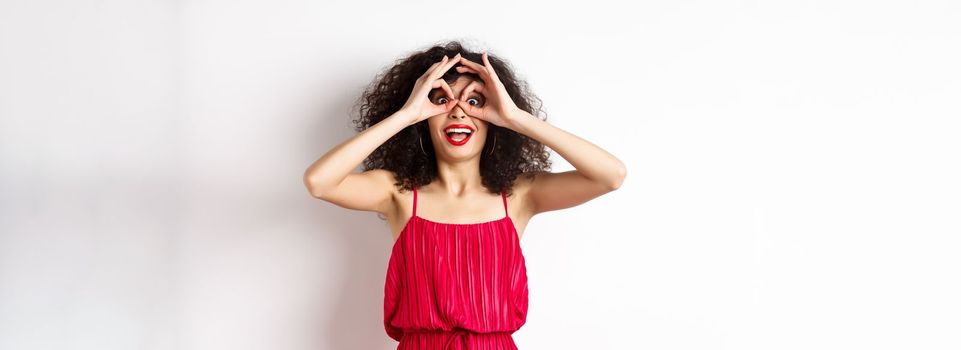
445, 127, 473, 134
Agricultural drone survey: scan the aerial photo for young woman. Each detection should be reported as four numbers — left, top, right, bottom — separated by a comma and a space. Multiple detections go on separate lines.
303, 41, 626, 349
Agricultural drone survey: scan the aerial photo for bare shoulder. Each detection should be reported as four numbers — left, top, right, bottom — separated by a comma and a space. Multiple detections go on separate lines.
370, 168, 404, 214
509, 171, 543, 219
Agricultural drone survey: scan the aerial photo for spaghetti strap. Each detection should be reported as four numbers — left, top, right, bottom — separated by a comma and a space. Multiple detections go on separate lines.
412, 186, 417, 217
501, 190, 509, 218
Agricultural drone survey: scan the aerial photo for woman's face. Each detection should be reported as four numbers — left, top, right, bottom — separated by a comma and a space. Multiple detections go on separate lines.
426, 76, 488, 160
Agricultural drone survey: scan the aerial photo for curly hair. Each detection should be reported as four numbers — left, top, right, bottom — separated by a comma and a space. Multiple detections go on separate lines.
351, 40, 552, 198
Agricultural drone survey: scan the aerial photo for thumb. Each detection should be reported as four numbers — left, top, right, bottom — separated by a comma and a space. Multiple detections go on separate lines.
456, 99, 477, 115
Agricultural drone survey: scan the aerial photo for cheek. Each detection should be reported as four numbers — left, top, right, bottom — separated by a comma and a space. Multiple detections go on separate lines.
472, 117, 489, 127
427, 118, 444, 131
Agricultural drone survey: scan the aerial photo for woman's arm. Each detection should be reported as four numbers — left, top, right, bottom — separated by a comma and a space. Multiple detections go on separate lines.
507, 109, 627, 214
303, 54, 461, 214
302, 110, 413, 214
455, 52, 627, 215
509, 111, 626, 189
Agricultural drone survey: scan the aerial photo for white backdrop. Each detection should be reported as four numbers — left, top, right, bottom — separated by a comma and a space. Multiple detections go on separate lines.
1, 1, 959, 349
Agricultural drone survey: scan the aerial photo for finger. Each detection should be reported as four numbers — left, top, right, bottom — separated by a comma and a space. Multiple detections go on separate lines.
424, 55, 448, 78
481, 52, 498, 77
432, 55, 448, 74
459, 80, 484, 101
431, 78, 455, 101
457, 56, 490, 78
427, 99, 455, 116
455, 66, 482, 75
419, 59, 445, 81
456, 57, 495, 88
444, 53, 462, 70
429, 53, 461, 80
433, 99, 458, 116
456, 99, 483, 117
435, 53, 459, 79
457, 67, 496, 92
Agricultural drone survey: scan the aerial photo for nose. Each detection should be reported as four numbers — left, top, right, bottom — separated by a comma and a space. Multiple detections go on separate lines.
448, 104, 467, 119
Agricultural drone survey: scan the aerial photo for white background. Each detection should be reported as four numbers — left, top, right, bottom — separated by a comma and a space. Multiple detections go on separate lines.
1, 1, 959, 349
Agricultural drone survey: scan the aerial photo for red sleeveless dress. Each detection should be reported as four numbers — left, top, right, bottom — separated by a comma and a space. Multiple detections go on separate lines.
384, 186, 529, 350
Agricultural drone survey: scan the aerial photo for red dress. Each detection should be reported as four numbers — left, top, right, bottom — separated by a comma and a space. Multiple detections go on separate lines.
384, 186, 529, 349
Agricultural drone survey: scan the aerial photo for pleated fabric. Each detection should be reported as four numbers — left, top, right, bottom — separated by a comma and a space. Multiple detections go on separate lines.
384, 186, 529, 350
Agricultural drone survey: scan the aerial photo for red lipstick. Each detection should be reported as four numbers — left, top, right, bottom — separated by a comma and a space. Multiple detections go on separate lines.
443, 124, 474, 146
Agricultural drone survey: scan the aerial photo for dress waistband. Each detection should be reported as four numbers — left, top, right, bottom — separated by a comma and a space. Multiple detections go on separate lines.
401, 328, 514, 350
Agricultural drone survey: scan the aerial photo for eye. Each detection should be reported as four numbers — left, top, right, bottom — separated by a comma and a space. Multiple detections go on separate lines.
467, 97, 482, 106
434, 96, 449, 105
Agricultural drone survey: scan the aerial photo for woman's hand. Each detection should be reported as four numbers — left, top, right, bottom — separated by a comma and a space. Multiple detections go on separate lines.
399, 53, 462, 125
453, 52, 525, 129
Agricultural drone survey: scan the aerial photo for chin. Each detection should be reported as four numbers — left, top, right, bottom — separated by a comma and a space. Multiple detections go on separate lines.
434, 138, 485, 159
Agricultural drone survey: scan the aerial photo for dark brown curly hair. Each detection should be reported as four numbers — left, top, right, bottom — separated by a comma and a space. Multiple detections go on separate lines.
351, 40, 552, 198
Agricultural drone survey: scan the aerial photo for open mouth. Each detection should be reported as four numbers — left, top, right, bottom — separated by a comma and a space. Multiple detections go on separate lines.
444, 124, 474, 146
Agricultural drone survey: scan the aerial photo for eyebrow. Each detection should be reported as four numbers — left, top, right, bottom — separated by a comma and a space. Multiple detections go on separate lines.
429, 89, 485, 99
